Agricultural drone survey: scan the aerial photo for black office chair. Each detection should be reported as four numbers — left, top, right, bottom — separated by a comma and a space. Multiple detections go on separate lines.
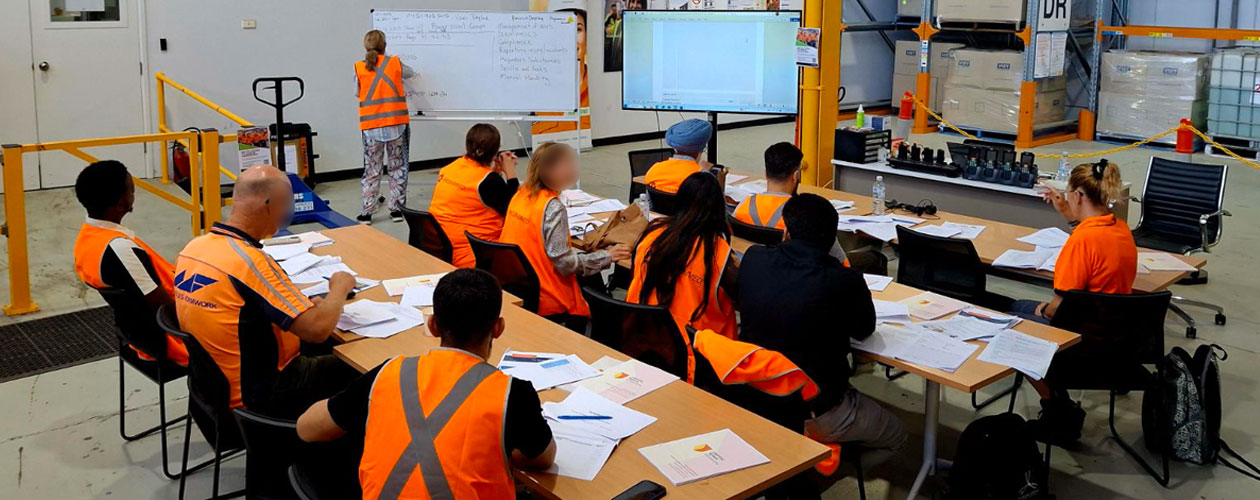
466, 232, 541, 313
647, 186, 681, 217
1130, 156, 1230, 338
627, 147, 674, 203
728, 213, 785, 247
895, 225, 1014, 312
845, 248, 890, 277
581, 286, 689, 380
232, 409, 301, 500
97, 287, 190, 479
157, 304, 246, 500
400, 207, 454, 264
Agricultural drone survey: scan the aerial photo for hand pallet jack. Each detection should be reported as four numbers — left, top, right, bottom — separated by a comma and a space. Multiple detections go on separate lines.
252, 76, 356, 229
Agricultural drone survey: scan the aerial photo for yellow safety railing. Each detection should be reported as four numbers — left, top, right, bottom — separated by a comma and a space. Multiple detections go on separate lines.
910, 95, 1260, 170
1, 129, 225, 316
156, 72, 249, 184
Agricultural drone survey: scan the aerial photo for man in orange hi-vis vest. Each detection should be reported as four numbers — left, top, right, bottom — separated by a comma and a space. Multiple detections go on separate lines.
298, 269, 556, 498
644, 118, 727, 193
72, 160, 188, 366
733, 142, 849, 264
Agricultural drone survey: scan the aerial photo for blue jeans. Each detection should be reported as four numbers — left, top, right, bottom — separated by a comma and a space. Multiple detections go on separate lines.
1009, 299, 1051, 325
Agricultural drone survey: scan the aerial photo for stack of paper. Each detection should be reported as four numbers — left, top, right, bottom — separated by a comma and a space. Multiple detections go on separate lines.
725, 184, 754, 202
864, 274, 893, 292
830, 199, 856, 213
992, 247, 1060, 272
873, 300, 912, 323
289, 257, 357, 284
545, 420, 619, 481
976, 330, 1059, 380
498, 350, 565, 370
738, 179, 769, 194
912, 225, 962, 238
567, 199, 627, 217
564, 359, 678, 404
901, 292, 968, 320
917, 308, 1020, 342
279, 252, 324, 275
836, 214, 921, 242
639, 429, 770, 486
499, 351, 601, 391
263, 243, 313, 261
264, 231, 334, 249
299, 276, 380, 297
560, 189, 602, 206
725, 173, 749, 184
400, 282, 438, 308
541, 388, 660, 481
851, 324, 979, 372
1017, 227, 1070, 248
940, 222, 986, 240
1137, 252, 1197, 272
337, 300, 424, 338
382, 273, 447, 297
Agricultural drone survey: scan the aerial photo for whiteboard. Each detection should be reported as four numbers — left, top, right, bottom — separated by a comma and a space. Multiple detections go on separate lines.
372, 10, 580, 112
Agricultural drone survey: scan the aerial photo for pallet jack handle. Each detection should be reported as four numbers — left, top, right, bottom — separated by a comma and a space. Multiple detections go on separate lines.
251, 77, 304, 171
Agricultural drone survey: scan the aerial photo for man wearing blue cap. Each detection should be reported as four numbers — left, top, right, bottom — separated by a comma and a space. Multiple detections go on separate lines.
645, 118, 726, 193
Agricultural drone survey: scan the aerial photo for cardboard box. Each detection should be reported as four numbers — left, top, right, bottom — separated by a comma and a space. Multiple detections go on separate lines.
1098, 91, 1208, 144
893, 40, 965, 76
936, 0, 1025, 23
947, 49, 1066, 92
892, 73, 946, 111
898, 0, 925, 17
941, 84, 1067, 133
1101, 50, 1210, 98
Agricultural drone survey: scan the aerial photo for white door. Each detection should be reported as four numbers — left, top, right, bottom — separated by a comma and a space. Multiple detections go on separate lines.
29, 0, 146, 188
0, 0, 41, 193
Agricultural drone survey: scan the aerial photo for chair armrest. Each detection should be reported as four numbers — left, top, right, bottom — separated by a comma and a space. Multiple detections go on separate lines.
1198, 209, 1230, 252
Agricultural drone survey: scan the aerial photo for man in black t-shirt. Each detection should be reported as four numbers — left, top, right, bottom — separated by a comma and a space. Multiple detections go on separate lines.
298, 269, 554, 495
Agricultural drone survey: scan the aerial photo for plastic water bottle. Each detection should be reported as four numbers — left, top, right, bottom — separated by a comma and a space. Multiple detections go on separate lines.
636, 192, 652, 218
855, 104, 866, 129
1055, 152, 1071, 181
872, 176, 887, 215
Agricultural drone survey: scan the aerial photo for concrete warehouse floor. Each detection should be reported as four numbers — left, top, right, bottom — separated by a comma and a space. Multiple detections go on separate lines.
2, 122, 1259, 499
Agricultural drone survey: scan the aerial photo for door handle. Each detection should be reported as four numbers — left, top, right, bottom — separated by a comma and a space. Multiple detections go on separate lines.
37, 61, 49, 71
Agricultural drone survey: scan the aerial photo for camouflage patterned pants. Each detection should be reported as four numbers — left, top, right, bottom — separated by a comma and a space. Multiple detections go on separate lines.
361, 124, 410, 215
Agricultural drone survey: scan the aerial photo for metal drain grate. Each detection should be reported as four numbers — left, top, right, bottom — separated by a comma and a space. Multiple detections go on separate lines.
0, 307, 118, 384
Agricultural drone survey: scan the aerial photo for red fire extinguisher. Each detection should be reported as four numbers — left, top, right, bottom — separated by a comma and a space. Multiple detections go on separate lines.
171, 141, 190, 183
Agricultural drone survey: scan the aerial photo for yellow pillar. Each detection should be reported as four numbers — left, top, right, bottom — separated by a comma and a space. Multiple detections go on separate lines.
800, 0, 842, 187
188, 130, 204, 235
157, 76, 170, 184
2, 144, 39, 316
201, 129, 223, 228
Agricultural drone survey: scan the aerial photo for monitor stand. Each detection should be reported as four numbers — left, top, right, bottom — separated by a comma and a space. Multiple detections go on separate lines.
707, 111, 719, 164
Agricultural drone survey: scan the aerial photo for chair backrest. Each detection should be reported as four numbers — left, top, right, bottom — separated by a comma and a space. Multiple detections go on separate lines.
400, 207, 454, 264
628, 148, 674, 203
466, 232, 541, 313
1050, 289, 1172, 391
97, 287, 167, 360
728, 213, 784, 247
581, 286, 689, 379
895, 225, 988, 302
847, 248, 890, 276
647, 186, 681, 217
233, 409, 300, 500
1138, 157, 1227, 249
157, 303, 241, 451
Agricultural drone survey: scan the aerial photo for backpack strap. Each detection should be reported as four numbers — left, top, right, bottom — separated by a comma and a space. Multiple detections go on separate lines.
1217, 439, 1260, 481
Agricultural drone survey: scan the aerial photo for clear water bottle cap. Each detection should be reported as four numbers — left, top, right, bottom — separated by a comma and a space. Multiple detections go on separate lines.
876, 175, 884, 181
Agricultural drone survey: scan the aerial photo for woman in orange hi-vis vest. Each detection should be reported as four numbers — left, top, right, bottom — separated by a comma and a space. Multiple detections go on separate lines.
500, 143, 632, 331
628, 172, 739, 356
354, 30, 414, 225
429, 124, 521, 268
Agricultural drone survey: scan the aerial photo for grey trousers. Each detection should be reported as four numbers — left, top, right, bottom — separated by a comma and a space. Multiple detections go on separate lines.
805, 388, 908, 467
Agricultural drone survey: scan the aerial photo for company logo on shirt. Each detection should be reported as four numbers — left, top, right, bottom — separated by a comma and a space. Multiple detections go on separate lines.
174, 271, 218, 293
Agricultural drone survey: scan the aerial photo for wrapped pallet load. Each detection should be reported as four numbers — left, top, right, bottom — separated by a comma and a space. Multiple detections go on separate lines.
940, 49, 1067, 133
1097, 50, 1210, 145
891, 40, 964, 112
936, 0, 1024, 23
1208, 48, 1260, 142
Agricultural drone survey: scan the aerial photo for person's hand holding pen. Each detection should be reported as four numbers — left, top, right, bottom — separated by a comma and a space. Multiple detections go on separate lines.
328, 271, 356, 298
494, 150, 519, 179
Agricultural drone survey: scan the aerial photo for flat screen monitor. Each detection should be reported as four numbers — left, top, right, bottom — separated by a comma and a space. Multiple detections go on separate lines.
621, 10, 801, 115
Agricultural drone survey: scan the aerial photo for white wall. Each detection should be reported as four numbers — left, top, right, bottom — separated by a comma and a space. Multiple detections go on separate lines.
0, 0, 41, 192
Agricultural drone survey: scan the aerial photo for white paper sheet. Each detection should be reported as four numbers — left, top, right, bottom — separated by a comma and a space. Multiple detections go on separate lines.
544, 420, 618, 481
1016, 227, 1071, 248
337, 300, 400, 331
830, 199, 856, 213
918, 315, 1010, 342
901, 292, 969, 320
873, 300, 912, 323
725, 174, 749, 184
639, 429, 770, 486
940, 222, 987, 240
837, 222, 900, 242
382, 273, 447, 296
280, 252, 325, 275
560, 189, 603, 206
889, 214, 926, 226
504, 354, 601, 391
851, 324, 922, 358
262, 243, 312, 261
895, 330, 979, 372
567, 199, 628, 217
992, 247, 1059, 270
290, 261, 357, 284
725, 185, 754, 202
299, 277, 379, 297
556, 356, 625, 392
263, 231, 334, 248
566, 358, 678, 404
1137, 252, 1198, 272
977, 330, 1059, 380
400, 283, 438, 308
542, 388, 657, 440
738, 179, 769, 194
349, 304, 425, 338
864, 274, 893, 292
912, 225, 962, 238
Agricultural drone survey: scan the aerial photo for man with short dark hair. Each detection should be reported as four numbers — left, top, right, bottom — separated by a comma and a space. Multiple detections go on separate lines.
298, 269, 555, 497
72, 160, 188, 365
733, 142, 802, 230
738, 193, 905, 465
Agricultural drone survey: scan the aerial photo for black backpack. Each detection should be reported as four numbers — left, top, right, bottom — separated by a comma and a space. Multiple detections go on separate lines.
945, 413, 1051, 500
1143, 344, 1260, 479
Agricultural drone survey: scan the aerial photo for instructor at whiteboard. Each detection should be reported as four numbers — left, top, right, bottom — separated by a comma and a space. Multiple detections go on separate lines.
354, 29, 416, 225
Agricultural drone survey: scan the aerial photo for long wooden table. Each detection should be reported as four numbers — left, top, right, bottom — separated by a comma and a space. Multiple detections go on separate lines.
310, 225, 521, 343
632, 173, 1205, 293
319, 227, 830, 499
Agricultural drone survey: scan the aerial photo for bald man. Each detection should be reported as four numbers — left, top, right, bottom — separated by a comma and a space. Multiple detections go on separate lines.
174, 165, 360, 418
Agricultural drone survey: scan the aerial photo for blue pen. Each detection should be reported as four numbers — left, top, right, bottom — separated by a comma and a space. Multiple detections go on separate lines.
557, 415, 612, 420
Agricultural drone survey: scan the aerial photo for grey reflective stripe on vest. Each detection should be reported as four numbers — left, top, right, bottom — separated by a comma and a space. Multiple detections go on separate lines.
360, 55, 404, 109
765, 202, 786, 228
376, 357, 498, 500
746, 194, 784, 228
360, 109, 410, 122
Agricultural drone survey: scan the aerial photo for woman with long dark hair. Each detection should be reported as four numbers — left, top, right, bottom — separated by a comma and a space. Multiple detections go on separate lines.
627, 172, 739, 341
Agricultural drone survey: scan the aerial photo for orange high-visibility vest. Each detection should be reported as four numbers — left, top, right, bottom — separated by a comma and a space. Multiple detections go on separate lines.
644, 157, 703, 194
74, 221, 188, 366
690, 329, 820, 400
355, 55, 409, 131
360, 350, 513, 500
627, 227, 738, 364
733, 193, 791, 230
429, 157, 506, 268
500, 189, 591, 318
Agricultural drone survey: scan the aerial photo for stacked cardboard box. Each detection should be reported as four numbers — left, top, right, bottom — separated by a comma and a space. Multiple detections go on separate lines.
936, 0, 1025, 23
892, 40, 965, 112
897, 0, 924, 17
940, 49, 1068, 133
1098, 51, 1210, 144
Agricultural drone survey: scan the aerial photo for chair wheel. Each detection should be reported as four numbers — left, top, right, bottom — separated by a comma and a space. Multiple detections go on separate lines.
1186, 326, 1197, 339
1215, 313, 1226, 326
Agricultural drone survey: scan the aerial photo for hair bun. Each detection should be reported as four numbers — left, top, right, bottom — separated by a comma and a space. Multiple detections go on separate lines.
1091, 161, 1107, 180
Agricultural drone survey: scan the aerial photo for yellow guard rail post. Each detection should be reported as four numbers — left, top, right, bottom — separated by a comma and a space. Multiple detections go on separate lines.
155, 72, 248, 184
0, 130, 215, 316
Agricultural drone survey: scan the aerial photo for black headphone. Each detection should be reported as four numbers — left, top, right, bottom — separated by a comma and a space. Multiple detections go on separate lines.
885, 199, 937, 217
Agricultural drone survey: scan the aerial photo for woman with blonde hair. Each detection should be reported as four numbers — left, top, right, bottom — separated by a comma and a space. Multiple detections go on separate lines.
354, 29, 416, 224
499, 142, 630, 330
